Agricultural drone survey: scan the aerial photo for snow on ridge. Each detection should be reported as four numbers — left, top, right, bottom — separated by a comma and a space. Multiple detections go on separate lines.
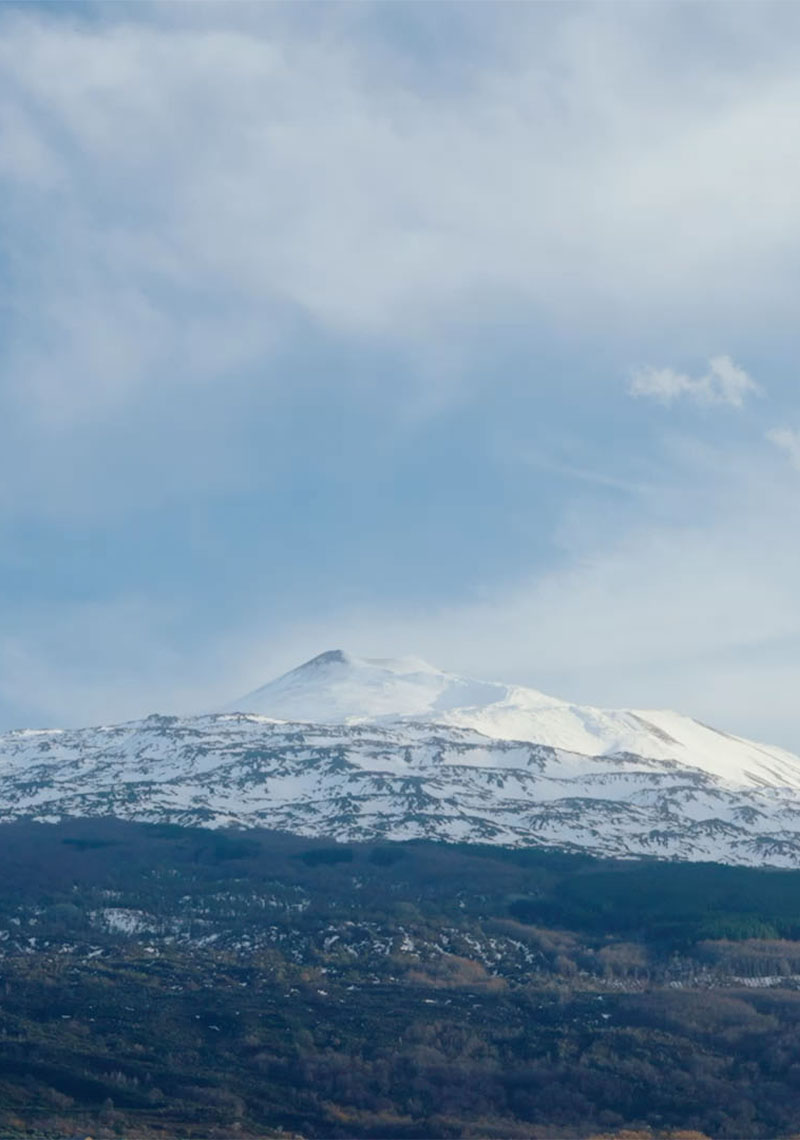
226, 651, 800, 792
0, 711, 798, 866
1, 650, 800, 868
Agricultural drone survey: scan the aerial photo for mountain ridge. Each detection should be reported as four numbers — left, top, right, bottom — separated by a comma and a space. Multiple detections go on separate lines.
227, 650, 800, 790
2, 650, 800, 866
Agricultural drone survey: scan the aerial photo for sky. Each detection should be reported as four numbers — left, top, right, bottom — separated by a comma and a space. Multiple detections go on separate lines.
2, 1, 800, 747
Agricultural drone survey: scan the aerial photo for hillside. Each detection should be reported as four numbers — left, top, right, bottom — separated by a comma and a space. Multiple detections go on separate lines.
0, 820, 799, 1138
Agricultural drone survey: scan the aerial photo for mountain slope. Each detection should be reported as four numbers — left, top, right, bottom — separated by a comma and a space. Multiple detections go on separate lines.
229, 650, 800, 790
0, 714, 798, 867
2, 651, 800, 866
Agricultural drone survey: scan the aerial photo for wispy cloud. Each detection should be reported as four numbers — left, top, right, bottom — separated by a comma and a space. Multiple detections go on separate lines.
629, 356, 761, 408
766, 427, 800, 469
1, 5, 799, 438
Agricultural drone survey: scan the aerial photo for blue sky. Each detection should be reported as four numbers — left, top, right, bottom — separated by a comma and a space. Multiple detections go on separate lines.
2, 1, 800, 746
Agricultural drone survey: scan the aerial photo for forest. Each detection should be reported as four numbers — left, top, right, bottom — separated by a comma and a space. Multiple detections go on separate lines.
0, 820, 799, 1138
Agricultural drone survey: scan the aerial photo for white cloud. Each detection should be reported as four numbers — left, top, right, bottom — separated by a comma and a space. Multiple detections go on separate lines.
766, 427, 800, 469
0, 2, 795, 526
0, 5, 800, 432
629, 356, 761, 408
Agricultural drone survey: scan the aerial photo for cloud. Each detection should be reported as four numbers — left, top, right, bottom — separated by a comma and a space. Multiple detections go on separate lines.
629, 356, 761, 408
766, 426, 800, 469
0, 1, 795, 524
0, 4, 800, 436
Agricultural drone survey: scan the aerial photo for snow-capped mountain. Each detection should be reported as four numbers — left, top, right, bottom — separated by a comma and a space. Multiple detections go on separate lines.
229, 650, 800, 790
3, 650, 800, 866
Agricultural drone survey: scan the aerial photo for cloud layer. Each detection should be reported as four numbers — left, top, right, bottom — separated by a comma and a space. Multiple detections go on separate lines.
2, 4, 800, 434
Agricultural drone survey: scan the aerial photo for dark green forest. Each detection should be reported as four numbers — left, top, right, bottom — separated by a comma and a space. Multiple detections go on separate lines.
1, 820, 800, 1138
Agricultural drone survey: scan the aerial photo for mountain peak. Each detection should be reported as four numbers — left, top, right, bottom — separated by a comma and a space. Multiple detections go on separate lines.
296, 649, 352, 669
227, 650, 466, 724
292, 650, 440, 676
224, 651, 800, 790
